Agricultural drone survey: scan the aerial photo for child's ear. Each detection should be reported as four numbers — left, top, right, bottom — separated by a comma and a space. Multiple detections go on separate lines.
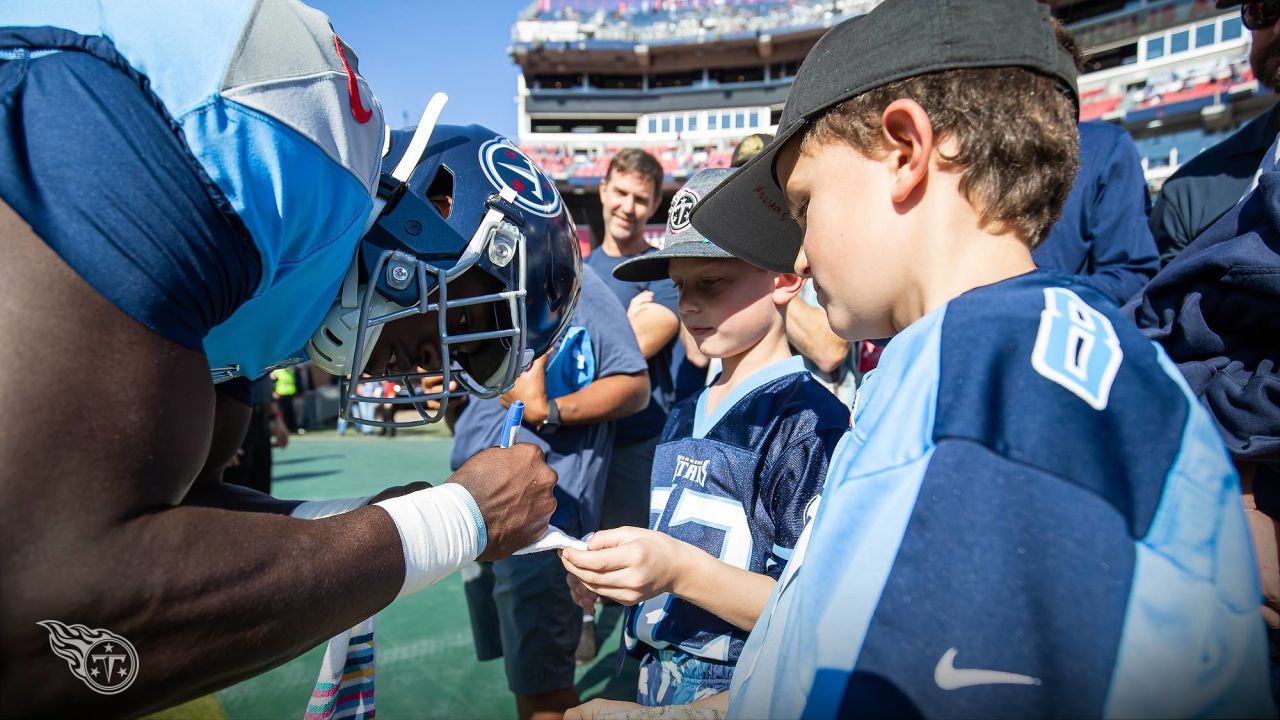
880, 98, 934, 205
772, 272, 805, 306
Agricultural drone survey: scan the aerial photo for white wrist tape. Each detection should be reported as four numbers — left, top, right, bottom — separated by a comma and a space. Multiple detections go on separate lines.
289, 496, 372, 520
375, 484, 487, 598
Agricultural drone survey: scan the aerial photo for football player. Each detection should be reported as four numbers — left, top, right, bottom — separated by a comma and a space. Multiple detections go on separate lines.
0, 1, 579, 714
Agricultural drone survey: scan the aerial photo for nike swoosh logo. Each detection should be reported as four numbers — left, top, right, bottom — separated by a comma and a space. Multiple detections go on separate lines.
934, 648, 1041, 690
333, 36, 373, 124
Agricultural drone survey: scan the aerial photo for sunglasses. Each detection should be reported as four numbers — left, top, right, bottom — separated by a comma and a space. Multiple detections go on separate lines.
1241, 0, 1280, 31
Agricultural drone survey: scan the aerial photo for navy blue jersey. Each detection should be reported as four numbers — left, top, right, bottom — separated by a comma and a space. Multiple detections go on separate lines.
624, 356, 849, 666
729, 271, 1275, 719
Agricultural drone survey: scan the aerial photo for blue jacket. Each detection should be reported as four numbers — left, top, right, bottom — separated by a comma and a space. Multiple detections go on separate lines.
1035, 122, 1160, 305
1125, 144, 1279, 465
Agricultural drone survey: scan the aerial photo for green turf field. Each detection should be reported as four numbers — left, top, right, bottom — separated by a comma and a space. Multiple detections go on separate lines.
157, 433, 639, 719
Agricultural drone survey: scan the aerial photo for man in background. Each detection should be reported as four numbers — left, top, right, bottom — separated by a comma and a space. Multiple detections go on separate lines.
578, 148, 680, 661
584, 150, 679, 531
1150, 0, 1279, 266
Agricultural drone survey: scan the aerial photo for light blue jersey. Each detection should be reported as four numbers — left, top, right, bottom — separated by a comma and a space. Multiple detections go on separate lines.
729, 271, 1275, 719
2, 0, 384, 380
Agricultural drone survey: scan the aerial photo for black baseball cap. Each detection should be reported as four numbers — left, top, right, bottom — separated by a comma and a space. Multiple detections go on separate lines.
689, 0, 1080, 273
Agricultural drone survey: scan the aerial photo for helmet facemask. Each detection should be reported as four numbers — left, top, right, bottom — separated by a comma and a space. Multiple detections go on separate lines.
307, 95, 580, 429
338, 199, 532, 427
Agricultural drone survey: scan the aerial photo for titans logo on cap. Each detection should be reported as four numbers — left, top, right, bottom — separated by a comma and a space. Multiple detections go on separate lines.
668, 187, 700, 235
479, 139, 563, 218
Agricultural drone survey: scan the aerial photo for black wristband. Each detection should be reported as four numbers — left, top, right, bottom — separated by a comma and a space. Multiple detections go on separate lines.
538, 398, 561, 434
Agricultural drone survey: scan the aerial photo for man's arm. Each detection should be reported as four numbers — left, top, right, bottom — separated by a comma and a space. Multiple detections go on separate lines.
0, 217, 403, 714
627, 293, 680, 360
181, 385, 306, 514
552, 372, 649, 425
183, 386, 434, 514
0, 206, 553, 715
1149, 178, 1199, 268
785, 289, 850, 374
503, 353, 650, 427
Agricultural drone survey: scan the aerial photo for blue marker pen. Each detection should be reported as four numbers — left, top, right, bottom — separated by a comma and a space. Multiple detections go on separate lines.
499, 400, 524, 448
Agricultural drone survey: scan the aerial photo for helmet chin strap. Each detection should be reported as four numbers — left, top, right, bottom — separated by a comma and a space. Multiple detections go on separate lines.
392, 92, 448, 183
361, 92, 450, 237
341, 252, 360, 309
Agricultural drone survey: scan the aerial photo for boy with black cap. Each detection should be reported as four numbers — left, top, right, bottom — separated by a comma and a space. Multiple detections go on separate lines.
560, 168, 849, 709
640, 0, 1271, 718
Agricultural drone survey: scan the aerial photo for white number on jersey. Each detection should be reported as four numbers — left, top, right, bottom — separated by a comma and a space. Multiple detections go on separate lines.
634, 488, 753, 661
1031, 287, 1123, 410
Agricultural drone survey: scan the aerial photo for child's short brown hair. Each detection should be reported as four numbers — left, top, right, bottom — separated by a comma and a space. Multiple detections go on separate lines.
801, 66, 1079, 247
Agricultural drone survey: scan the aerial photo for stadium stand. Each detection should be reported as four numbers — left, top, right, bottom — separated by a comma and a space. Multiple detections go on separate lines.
511, 0, 1274, 240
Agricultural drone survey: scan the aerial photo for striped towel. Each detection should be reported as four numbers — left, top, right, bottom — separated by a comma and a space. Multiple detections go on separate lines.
305, 616, 376, 720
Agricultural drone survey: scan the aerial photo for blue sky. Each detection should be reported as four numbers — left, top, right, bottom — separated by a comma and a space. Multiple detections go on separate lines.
312, 1, 533, 138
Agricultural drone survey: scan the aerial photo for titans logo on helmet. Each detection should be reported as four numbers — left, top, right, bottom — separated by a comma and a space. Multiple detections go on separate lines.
479, 139, 563, 217
667, 187, 700, 235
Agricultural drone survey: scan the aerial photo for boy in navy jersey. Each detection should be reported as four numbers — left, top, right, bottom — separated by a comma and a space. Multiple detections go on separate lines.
560, 168, 849, 708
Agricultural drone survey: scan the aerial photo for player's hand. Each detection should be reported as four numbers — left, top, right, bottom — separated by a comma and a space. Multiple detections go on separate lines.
500, 354, 549, 425
565, 569, 599, 613
564, 698, 644, 720
559, 527, 692, 605
368, 480, 434, 506
418, 377, 459, 415
448, 444, 557, 561
626, 290, 655, 321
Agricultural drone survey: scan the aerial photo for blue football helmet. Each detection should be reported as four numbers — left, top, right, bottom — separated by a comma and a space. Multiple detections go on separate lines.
307, 99, 581, 427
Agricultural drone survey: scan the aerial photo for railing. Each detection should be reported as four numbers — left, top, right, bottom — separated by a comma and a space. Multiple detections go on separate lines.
1079, 52, 1251, 121
1065, 0, 1225, 51
520, 143, 737, 181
